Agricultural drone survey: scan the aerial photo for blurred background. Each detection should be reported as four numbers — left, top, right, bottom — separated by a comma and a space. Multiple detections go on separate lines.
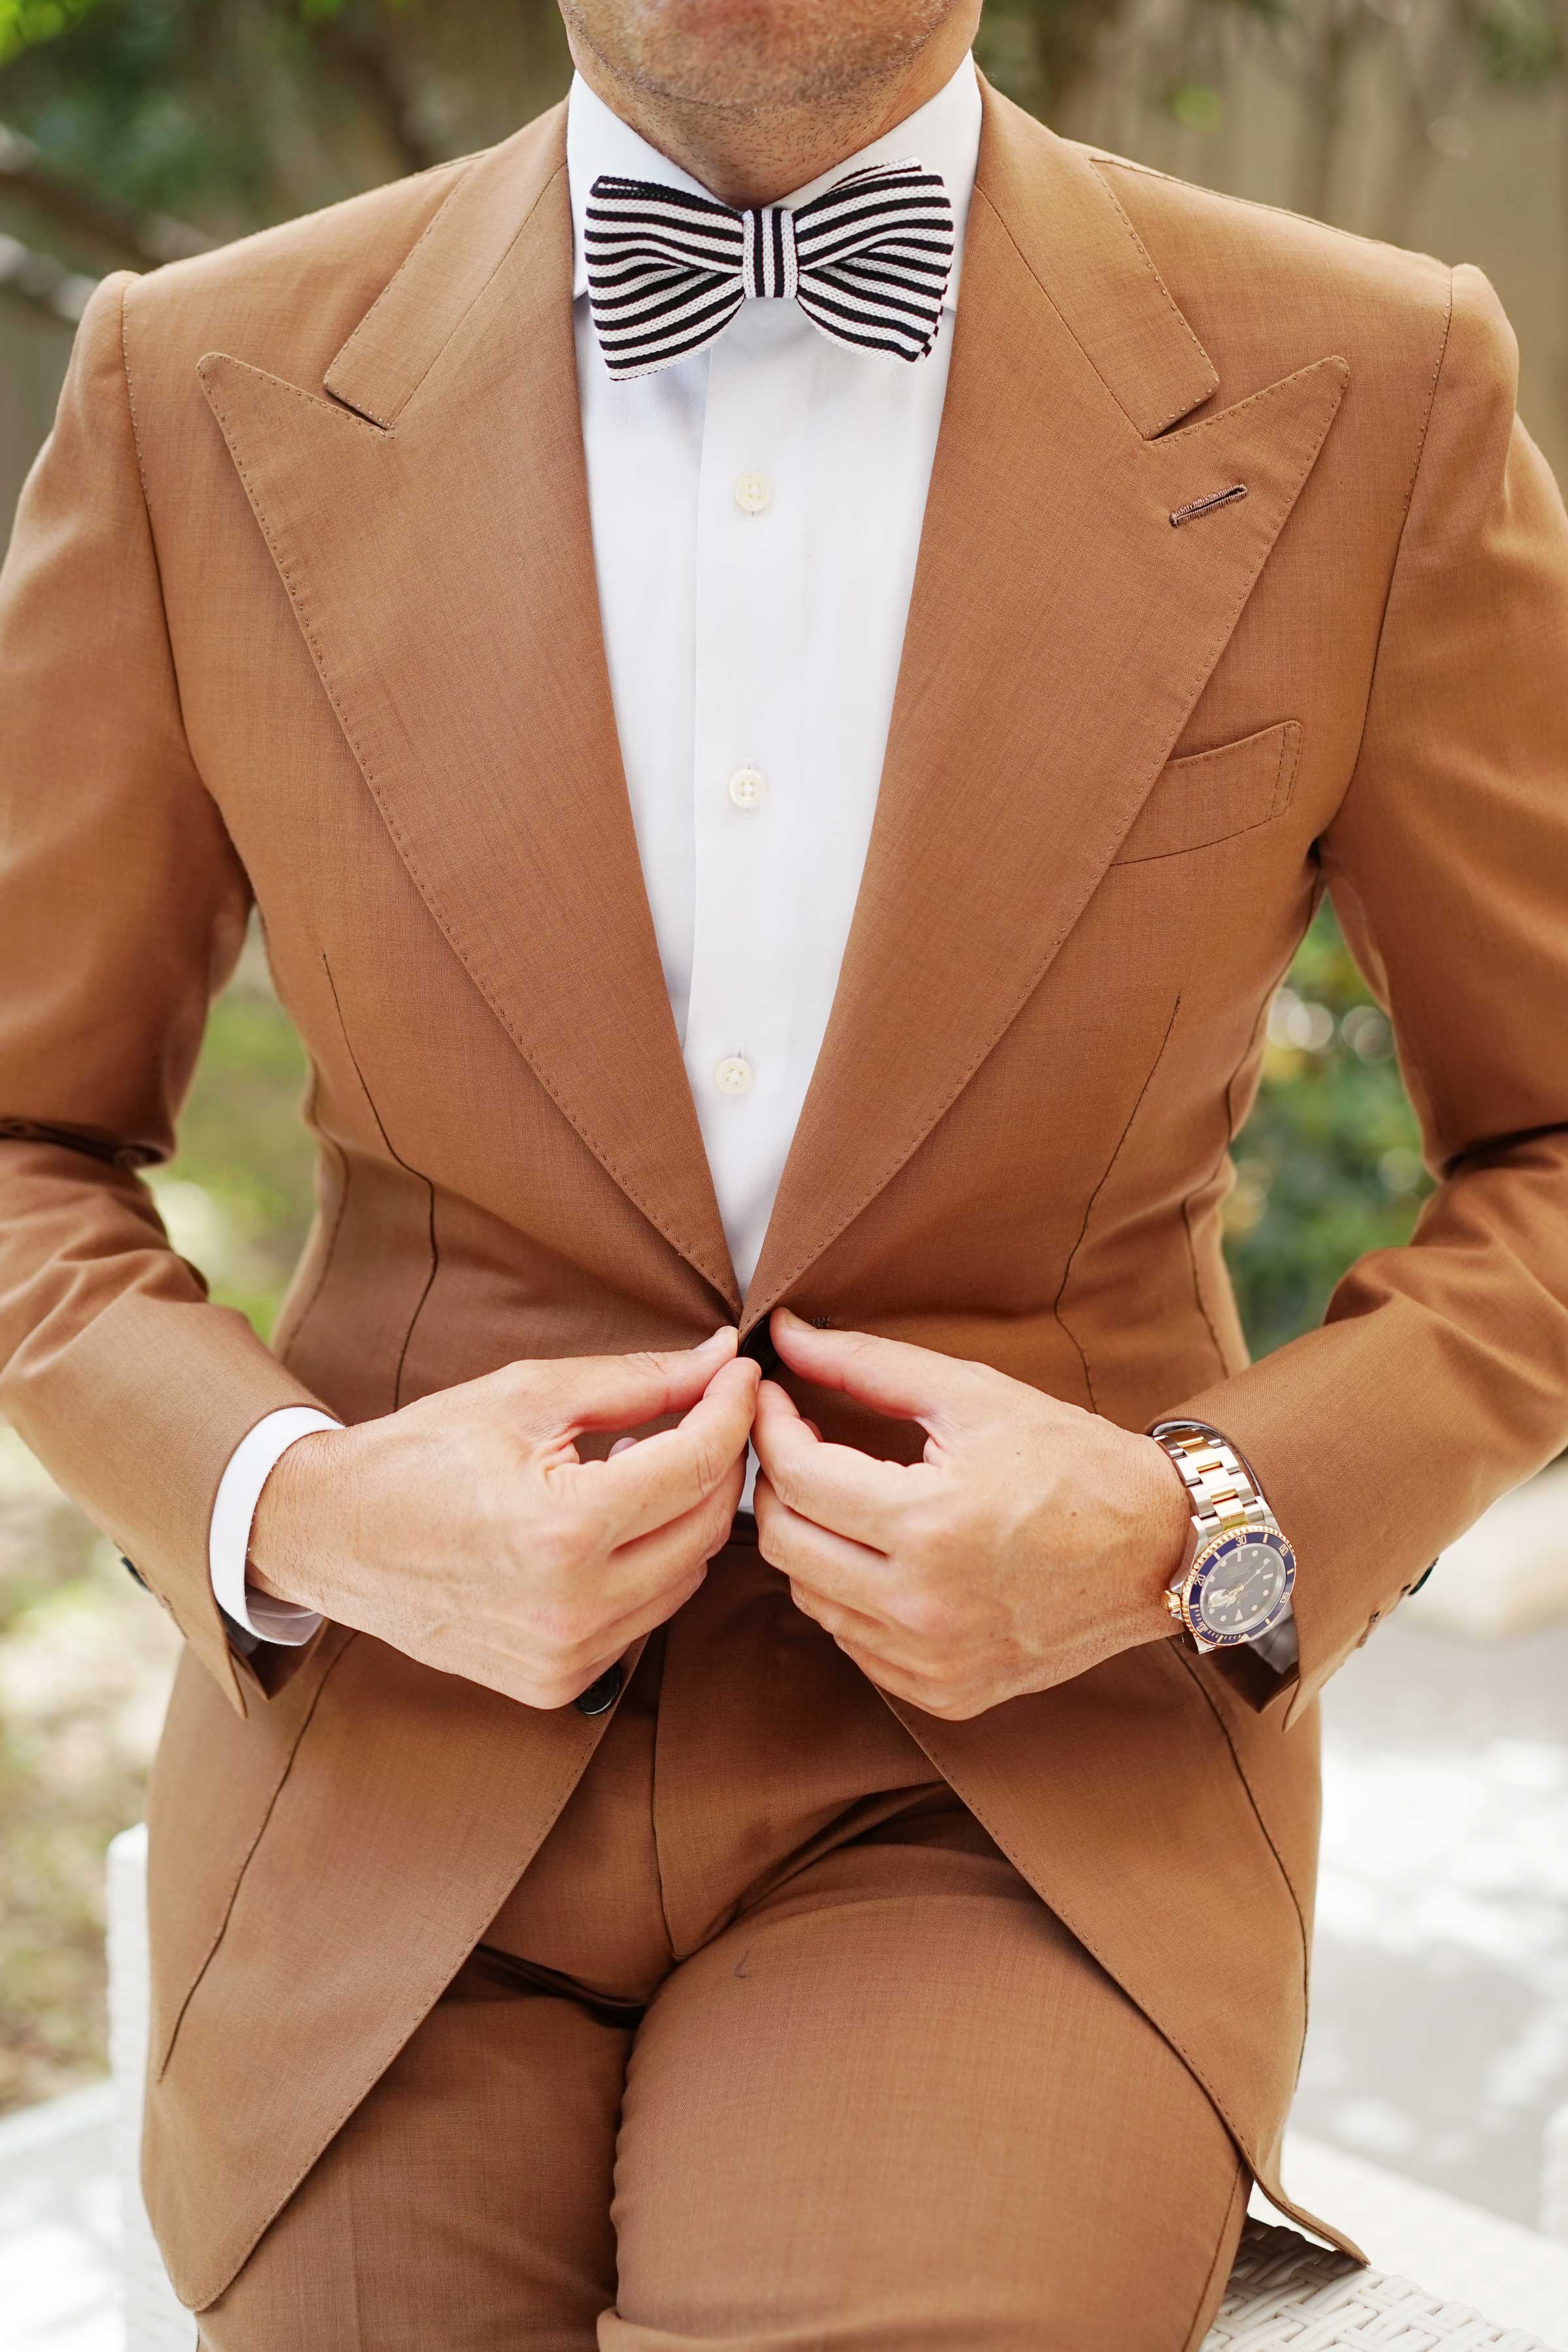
0, 0, 1564, 2260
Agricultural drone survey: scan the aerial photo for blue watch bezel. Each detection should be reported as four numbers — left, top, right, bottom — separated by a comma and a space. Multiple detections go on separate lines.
1185, 1526, 1296, 1648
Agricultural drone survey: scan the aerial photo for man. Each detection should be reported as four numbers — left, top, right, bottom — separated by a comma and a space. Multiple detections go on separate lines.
1, 0, 1565, 2340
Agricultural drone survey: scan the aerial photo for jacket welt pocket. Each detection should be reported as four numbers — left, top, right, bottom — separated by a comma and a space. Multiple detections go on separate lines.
1115, 720, 1302, 864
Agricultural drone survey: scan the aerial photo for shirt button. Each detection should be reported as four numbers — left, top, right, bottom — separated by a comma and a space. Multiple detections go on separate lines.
734, 471, 773, 515
714, 1055, 755, 1096
728, 766, 767, 811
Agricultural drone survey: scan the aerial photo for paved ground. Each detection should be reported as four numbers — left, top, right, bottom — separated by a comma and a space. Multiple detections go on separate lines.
1299, 1608, 1568, 2231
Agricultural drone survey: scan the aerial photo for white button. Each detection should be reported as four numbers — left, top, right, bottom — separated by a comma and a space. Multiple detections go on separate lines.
728, 766, 767, 811
734, 471, 773, 515
714, 1056, 755, 1096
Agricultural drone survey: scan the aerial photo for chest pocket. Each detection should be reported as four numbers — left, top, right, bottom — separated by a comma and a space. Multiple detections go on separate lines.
1115, 719, 1301, 864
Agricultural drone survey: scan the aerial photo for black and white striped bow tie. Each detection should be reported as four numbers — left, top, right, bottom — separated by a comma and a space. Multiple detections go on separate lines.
585, 159, 955, 380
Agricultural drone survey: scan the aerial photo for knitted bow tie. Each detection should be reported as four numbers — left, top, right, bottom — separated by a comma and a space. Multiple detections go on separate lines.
583, 158, 956, 380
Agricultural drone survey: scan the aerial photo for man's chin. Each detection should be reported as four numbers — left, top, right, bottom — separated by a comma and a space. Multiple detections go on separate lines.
561, 0, 951, 115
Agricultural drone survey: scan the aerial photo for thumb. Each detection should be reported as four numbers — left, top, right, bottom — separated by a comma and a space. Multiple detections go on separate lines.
768, 1307, 988, 1433
523, 1327, 738, 1437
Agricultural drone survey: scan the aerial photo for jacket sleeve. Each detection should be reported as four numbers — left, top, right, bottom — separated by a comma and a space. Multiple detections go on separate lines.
0, 272, 329, 1716
1164, 264, 1568, 1727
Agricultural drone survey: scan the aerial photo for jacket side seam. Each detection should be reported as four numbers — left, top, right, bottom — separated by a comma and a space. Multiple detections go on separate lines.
320, 953, 438, 1411
1053, 990, 1183, 1412
154, 1634, 356, 2083
273, 1064, 350, 1367
1171, 1646, 1313, 1999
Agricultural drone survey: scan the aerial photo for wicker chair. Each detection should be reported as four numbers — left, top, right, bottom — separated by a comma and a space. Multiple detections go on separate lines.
106, 1829, 1561, 2352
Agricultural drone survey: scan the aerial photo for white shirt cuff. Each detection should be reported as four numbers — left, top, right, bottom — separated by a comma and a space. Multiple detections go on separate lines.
209, 1407, 341, 1647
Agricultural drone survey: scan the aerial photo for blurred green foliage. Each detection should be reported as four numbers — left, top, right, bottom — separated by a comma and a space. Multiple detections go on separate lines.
153, 964, 317, 1338
1225, 901, 1427, 1357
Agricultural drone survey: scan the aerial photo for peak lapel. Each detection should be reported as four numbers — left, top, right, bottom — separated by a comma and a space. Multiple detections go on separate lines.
199, 111, 739, 1312
743, 91, 1347, 1327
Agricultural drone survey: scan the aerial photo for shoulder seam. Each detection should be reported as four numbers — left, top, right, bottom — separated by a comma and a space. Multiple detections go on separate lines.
116, 273, 156, 516
116, 274, 205, 789
1326, 263, 1456, 875
130, 148, 480, 302
1393, 263, 1457, 537
1088, 148, 1448, 278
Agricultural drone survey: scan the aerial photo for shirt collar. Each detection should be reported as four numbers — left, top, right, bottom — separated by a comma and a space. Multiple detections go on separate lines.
566, 52, 982, 310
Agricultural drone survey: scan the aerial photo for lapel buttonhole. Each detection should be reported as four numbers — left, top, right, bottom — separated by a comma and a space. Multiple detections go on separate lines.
1170, 483, 1249, 528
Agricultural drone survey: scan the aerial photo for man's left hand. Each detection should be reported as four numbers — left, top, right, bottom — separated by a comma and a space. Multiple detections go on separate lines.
751, 1307, 1190, 1720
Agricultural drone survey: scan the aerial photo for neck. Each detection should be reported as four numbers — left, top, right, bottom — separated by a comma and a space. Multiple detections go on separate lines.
564, 12, 980, 208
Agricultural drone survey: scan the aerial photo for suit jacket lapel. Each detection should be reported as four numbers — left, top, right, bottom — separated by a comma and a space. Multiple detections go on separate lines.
199, 108, 740, 1313
743, 89, 1347, 1328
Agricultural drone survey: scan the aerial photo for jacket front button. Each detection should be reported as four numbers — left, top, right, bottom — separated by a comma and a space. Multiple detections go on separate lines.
739, 1323, 781, 1378
572, 1663, 623, 1718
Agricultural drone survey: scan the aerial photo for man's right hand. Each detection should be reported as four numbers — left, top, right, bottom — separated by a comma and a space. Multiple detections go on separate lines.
247, 1329, 757, 1709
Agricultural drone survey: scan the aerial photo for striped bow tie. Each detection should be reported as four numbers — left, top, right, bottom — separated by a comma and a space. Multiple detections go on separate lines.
585, 159, 956, 380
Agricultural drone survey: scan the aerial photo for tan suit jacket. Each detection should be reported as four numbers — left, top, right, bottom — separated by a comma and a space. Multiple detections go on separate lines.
2, 80, 1566, 2308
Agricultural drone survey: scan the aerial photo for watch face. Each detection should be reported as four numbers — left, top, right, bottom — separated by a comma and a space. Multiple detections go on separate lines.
1188, 1529, 1295, 1644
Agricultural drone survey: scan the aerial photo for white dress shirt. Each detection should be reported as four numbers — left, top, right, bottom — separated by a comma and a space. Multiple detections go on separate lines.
208, 56, 1294, 1676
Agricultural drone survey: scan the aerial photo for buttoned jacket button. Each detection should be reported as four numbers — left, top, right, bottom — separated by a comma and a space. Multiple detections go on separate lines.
739, 1323, 781, 1377
573, 1663, 623, 1716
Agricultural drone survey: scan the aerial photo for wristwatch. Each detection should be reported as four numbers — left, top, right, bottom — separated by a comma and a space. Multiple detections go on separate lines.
1149, 1420, 1296, 1654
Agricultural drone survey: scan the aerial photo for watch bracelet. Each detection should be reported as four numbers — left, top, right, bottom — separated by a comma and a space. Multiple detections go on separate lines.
1147, 1418, 1276, 1541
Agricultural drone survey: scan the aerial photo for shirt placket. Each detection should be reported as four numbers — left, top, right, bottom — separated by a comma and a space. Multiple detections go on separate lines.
685, 304, 814, 1295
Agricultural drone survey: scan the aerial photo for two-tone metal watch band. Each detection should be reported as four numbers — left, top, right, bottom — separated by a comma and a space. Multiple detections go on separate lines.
1148, 1420, 1274, 1544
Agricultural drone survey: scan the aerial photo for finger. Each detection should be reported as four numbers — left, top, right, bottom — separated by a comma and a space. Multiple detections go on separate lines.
753, 1472, 899, 1620
525, 1456, 745, 1685
606, 1463, 742, 1600
762, 1543, 928, 1691
769, 1307, 992, 1435
523, 1326, 739, 1439
574, 1460, 744, 1646
783, 1571, 891, 1652
752, 1380, 919, 1549
570, 1561, 709, 1676
587, 1356, 758, 1544
825, 1637, 972, 1718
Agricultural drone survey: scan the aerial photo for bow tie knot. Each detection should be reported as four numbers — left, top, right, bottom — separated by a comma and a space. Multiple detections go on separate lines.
585, 159, 955, 380
742, 203, 800, 302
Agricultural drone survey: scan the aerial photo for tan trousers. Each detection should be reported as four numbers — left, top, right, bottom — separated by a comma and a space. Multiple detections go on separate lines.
200, 1543, 1249, 2350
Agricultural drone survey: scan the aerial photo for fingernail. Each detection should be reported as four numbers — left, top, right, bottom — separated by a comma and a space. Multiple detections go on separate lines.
774, 1305, 803, 1326
700, 1325, 737, 1350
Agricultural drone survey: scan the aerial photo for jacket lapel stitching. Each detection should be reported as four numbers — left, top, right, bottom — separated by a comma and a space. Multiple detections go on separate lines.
331, 160, 571, 431
200, 359, 738, 1301
743, 369, 1345, 1328
974, 174, 1214, 438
